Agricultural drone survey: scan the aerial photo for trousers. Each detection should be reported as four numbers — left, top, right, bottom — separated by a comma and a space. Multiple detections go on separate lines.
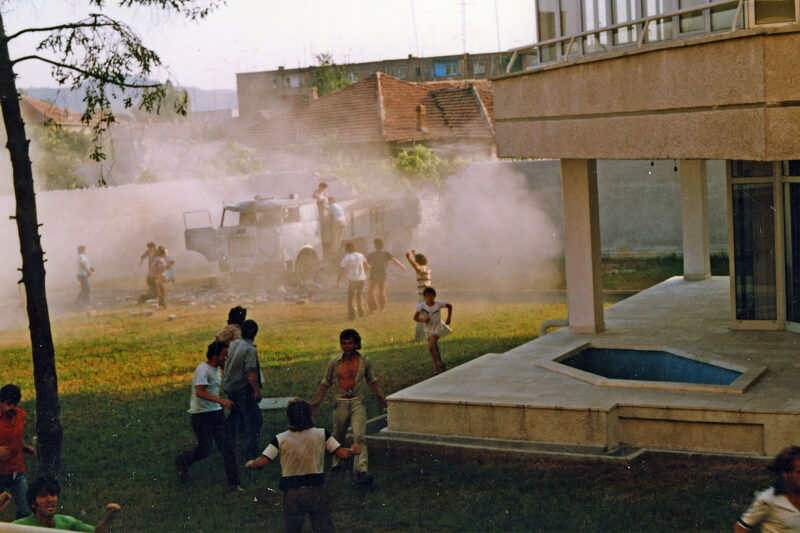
330, 397, 367, 473
175, 410, 239, 486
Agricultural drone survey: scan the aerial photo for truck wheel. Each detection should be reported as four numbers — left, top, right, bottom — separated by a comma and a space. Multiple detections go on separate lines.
295, 250, 319, 281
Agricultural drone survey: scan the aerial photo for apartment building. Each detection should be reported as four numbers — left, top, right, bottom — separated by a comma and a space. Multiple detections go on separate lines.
236, 52, 501, 116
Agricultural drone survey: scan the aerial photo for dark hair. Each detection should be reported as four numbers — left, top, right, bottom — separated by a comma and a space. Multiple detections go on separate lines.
227, 306, 247, 326
422, 286, 436, 297
156, 245, 167, 257
414, 253, 428, 266
373, 238, 384, 249
146, 242, 156, 249
344, 242, 355, 253
27, 476, 60, 509
339, 328, 361, 350
241, 319, 259, 340
319, 182, 328, 189
206, 340, 228, 360
286, 398, 314, 431
768, 446, 800, 494
0, 384, 21, 405
328, 196, 336, 204
77, 245, 86, 254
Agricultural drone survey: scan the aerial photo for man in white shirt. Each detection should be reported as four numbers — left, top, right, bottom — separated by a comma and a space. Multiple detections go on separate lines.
75, 245, 94, 305
175, 340, 241, 490
337, 242, 370, 320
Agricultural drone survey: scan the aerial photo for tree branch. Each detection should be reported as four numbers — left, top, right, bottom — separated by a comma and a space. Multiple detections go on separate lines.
5, 20, 117, 42
11, 55, 161, 89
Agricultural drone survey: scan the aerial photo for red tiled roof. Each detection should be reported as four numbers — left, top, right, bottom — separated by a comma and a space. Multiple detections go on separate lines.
246, 72, 493, 148
19, 95, 84, 126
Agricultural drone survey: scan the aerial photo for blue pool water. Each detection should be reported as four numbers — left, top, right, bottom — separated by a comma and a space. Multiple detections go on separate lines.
560, 348, 741, 385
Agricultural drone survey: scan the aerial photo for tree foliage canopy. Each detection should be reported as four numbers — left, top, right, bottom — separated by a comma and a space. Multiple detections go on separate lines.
6, 3, 216, 160
311, 53, 350, 97
0, 0, 222, 477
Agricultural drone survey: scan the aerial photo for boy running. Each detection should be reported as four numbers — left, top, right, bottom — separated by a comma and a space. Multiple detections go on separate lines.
413, 287, 453, 374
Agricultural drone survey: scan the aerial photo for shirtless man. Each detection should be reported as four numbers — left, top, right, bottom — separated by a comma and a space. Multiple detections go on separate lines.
309, 329, 387, 487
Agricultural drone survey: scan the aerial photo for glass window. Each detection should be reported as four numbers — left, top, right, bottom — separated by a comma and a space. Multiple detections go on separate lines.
392, 67, 406, 79
434, 61, 459, 77
538, 0, 559, 62
782, 161, 800, 176
679, 0, 705, 32
711, 2, 742, 30
784, 183, 800, 322
474, 60, 485, 74
755, 0, 796, 23
612, 0, 638, 45
560, 0, 581, 44
583, 0, 610, 53
643, 0, 672, 42
731, 160, 774, 178
732, 183, 777, 320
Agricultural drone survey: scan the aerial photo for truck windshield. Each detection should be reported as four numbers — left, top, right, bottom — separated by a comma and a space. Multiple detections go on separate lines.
239, 208, 283, 227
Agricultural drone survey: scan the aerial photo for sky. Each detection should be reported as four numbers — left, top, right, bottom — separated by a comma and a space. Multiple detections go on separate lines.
2, 0, 537, 91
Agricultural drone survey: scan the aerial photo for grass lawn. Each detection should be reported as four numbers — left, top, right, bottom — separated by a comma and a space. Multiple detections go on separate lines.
0, 292, 767, 531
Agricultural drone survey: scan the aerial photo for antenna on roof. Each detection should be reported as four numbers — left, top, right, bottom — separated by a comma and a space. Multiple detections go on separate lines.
410, 0, 420, 58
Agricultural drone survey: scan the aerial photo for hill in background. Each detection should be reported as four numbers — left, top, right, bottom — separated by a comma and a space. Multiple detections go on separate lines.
20, 86, 238, 115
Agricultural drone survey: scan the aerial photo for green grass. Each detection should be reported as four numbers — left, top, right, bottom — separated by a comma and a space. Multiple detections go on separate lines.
601, 253, 729, 290
0, 297, 766, 532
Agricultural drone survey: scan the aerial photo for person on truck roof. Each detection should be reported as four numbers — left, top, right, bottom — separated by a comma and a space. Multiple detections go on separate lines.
312, 181, 328, 203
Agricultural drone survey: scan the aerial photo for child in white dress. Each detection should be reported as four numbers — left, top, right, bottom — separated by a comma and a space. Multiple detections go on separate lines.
413, 287, 453, 374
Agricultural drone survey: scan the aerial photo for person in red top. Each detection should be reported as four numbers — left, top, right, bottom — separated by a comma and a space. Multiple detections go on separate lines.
0, 384, 35, 519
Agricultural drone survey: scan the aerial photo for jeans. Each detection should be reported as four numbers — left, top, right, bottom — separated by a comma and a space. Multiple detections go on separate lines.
175, 410, 239, 486
225, 388, 262, 461
284, 486, 334, 533
346, 280, 365, 320
76, 274, 90, 304
0, 472, 31, 518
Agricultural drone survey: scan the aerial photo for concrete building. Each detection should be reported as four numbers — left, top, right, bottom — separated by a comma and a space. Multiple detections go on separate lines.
380, 0, 800, 459
236, 52, 501, 116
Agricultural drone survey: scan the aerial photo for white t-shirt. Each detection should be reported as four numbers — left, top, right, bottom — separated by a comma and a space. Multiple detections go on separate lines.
415, 301, 448, 318
188, 361, 222, 414
738, 488, 800, 533
340, 252, 368, 281
77, 254, 91, 277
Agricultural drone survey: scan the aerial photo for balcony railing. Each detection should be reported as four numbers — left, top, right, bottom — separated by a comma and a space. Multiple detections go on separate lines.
506, 0, 745, 73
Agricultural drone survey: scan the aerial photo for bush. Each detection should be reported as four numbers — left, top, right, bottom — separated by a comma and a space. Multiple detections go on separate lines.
393, 145, 456, 185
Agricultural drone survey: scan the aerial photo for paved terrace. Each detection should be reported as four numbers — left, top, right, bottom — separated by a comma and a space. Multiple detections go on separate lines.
380, 277, 800, 458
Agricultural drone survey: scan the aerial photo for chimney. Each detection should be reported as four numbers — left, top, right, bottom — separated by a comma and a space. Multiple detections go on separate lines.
416, 104, 428, 133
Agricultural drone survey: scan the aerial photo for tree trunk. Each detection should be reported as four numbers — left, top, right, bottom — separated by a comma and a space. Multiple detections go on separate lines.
0, 14, 62, 476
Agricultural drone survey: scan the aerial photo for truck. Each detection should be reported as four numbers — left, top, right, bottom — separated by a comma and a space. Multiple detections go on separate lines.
183, 195, 420, 280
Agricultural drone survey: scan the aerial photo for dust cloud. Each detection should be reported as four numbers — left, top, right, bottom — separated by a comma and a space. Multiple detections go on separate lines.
0, 112, 565, 332
414, 161, 563, 294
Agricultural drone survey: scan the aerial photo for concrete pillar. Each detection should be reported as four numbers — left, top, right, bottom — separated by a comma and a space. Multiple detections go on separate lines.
680, 160, 711, 281
561, 159, 604, 333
